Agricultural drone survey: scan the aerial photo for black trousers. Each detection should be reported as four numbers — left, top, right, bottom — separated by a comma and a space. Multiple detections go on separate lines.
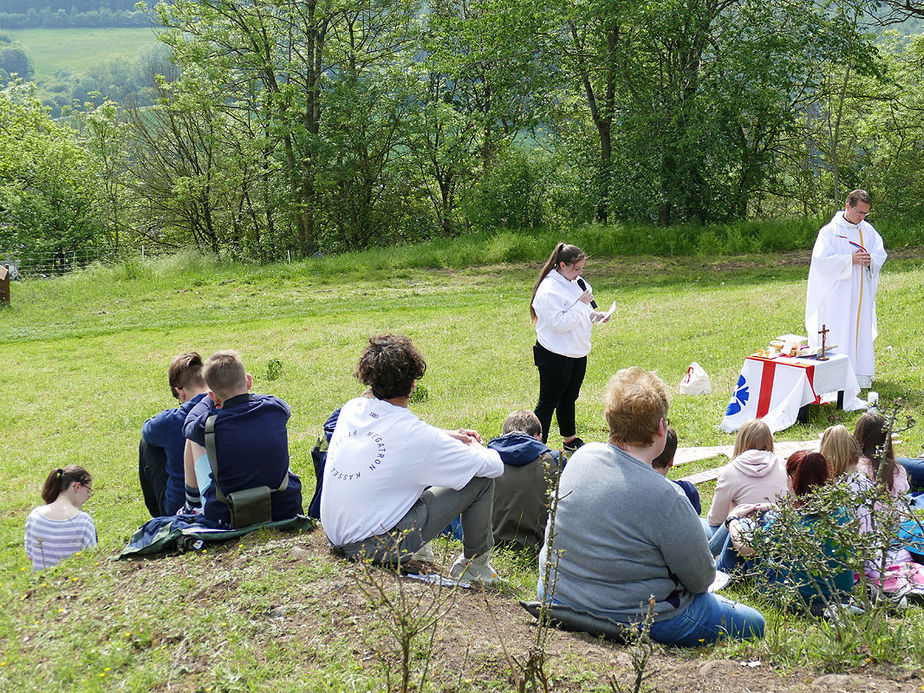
533, 342, 587, 443
138, 438, 168, 518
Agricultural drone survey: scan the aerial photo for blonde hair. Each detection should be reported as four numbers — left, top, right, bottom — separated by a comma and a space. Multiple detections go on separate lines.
820, 424, 861, 477
203, 350, 247, 400
732, 419, 774, 459
604, 367, 669, 447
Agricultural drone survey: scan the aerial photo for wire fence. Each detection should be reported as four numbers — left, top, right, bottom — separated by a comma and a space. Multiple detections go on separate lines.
2, 246, 193, 279
2, 250, 105, 279
4, 245, 305, 279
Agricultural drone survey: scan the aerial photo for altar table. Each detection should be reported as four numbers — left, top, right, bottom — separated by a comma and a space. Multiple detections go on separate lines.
720, 352, 866, 434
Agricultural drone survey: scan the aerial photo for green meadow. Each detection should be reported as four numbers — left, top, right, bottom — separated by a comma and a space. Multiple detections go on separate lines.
4, 27, 159, 80
2, 245, 924, 690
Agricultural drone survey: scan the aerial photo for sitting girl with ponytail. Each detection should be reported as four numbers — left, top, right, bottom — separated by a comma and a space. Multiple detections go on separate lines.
24, 466, 97, 569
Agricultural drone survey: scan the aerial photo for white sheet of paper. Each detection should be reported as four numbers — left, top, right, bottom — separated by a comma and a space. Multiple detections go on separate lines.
594, 300, 617, 325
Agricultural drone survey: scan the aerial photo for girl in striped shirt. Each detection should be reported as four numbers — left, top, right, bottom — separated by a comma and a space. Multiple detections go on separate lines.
24, 466, 97, 570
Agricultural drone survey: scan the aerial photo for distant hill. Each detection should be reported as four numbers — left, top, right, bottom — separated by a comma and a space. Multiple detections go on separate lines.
872, 3, 924, 35
0, 2, 140, 11
2, 27, 163, 115
0, 1, 151, 29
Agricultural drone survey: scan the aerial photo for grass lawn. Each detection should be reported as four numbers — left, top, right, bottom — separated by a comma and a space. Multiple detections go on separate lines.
4, 27, 161, 80
2, 249, 923, 690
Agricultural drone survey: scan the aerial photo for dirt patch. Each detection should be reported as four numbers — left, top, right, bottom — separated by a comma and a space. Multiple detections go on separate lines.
113, 526, 923, 692
467, 246, 923, 279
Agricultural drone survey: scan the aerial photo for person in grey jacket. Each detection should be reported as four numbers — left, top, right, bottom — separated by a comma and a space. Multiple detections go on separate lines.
538, 367, 765, 647
488, 410, 561, 549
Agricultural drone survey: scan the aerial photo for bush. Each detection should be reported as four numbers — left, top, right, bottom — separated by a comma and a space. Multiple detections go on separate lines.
464, 147, 551, 231
736, 477, 921, 670
0, 44, 34, 82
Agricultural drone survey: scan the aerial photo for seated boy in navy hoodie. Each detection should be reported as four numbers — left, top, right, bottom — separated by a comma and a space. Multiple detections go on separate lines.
651, 426, 701, 515
182, 350, 303, 527
139, 352, 210, 517
489, 410, 562, 549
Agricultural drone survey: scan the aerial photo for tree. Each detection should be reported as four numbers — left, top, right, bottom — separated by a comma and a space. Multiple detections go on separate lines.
0, 83, 100, 260
74, 99, 131, 256
544, 0, 622, 223
877, 0, 924, 20
544, 0, 884, 224
852, 32, 924, 219
152, 0, 358, 256
0, 35, 34, 83
410, 0, 551, 232
151, 0, 440, 255
314, 0, 426, 250
122, 86, 230, 253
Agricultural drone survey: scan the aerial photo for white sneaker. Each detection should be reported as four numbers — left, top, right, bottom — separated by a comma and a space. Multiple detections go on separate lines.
449, 553, 499, 584
409, 542, 435, 562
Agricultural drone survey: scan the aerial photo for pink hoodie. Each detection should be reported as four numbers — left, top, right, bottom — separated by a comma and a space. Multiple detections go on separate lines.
706, 449, 791, 527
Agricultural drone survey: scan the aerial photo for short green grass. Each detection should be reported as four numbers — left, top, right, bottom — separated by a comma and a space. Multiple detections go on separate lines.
4, 28, 160, 80
2, 247, 924, 689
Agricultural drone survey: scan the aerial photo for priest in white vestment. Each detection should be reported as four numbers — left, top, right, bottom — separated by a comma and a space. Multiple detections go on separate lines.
805, 189, 886, 389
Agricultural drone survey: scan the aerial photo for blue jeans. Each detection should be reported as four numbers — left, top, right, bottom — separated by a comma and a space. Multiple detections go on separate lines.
647, 592, 765, 647
707, 523, 728, 556
897, 457, 924, 490
536, 580, 764, 647
715, 531, 754, 574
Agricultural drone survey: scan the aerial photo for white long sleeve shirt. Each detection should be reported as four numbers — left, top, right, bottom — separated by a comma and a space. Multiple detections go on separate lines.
321, 397, 503, 546
532, 270, 594, 358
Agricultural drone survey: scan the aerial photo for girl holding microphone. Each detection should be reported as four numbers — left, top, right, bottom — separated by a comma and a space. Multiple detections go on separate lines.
530, 243, 610, 451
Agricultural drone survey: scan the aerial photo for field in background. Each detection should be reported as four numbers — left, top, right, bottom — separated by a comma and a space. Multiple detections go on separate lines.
4, 27, 159, 79
2, 248, 923, 689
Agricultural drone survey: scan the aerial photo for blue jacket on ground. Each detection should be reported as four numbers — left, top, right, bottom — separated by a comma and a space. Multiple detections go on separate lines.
183, 393, 303, 527
142, 392, 208, 514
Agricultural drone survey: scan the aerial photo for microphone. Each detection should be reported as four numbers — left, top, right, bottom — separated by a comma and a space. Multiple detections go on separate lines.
576, 277, 597, 309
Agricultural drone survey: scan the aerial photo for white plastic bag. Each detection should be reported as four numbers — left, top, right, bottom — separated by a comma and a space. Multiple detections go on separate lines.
679, 362, 711, 395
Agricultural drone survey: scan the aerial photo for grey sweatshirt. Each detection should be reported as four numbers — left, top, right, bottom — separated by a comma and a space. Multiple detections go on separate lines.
539, 442, 715, 623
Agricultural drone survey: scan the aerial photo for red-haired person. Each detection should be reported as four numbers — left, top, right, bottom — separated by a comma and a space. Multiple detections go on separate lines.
720, 452, 855, 613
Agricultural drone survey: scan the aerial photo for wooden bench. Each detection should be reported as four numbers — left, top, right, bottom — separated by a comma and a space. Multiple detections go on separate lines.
673, 439, 820, 486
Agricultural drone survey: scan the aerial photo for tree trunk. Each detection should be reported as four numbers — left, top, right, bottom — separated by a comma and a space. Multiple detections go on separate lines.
595, 120, 612, 223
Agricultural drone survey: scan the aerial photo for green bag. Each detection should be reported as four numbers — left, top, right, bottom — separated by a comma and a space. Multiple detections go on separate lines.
226, 485, 272, 528
204, 414, 289, 529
